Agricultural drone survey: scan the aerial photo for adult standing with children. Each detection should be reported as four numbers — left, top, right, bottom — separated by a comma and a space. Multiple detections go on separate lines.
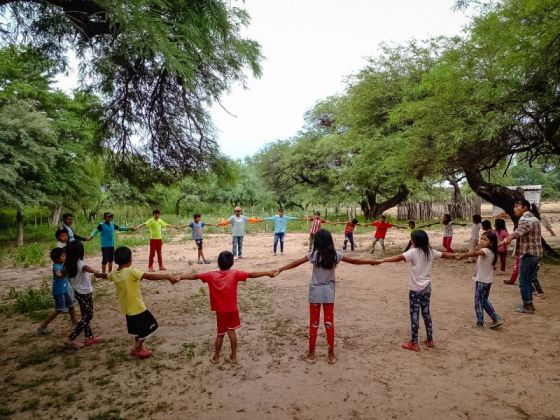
220, 207, 260, 259
500, 199, 543, 314
61, 213, 92, 243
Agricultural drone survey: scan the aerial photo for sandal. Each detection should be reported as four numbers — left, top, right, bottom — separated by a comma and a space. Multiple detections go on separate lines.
401, 341, 420, 352
424, 339, 435, 348
515, 305, 534, 314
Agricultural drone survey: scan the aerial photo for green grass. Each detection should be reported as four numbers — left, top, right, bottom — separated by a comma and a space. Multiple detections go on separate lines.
13, 243, 48, 267
4, 278, 52, 316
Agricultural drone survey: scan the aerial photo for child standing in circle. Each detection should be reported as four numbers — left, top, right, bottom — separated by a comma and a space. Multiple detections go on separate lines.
179, 251, 275, 364
220, 207, 260, 259
37, 248, 78, 335
305, 211, 328, 252
184, 213, 217, 264
467, 215, 482, 262
97, 246, 178, 359
369, 215, 399, 256
457, 231, 504, 329
263, 208, 299, 256
91, 212, 135, 273
65, 240, 105, 347
494, 218, 509, 274
378, 230, 457, 351
440, 214, 466, 253
134, 209, 179, 272
275, 229, 379, 364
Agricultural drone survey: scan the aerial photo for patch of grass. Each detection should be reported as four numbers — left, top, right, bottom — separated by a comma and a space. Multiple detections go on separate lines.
63, 355, 82, 369
0, 403, 14, 417
105, 350, 128, 370
20, 399, 39, 412
13, 243, 48, 267
88, 409, 122, 420
181, 342, 196, 360
17, 348, 55, 369
7, 278, 52, 315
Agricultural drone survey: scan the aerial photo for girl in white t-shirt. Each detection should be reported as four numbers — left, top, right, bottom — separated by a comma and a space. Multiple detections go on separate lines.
65, 241, 105, 348
379, 230, 456, 352
457, 231, 504, 329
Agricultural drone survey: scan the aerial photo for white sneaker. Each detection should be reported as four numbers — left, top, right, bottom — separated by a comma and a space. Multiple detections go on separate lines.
233, 256, 239, 260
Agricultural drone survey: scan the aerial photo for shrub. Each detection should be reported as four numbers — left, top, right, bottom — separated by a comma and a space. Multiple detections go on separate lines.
13, 243, 47, 267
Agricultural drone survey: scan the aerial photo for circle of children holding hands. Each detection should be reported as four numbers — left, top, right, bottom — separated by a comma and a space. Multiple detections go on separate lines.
39, 199, 543, 362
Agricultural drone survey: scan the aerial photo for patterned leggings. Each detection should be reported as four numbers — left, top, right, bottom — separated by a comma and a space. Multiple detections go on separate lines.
69, 292, 94, 339
409, 284, 432, 344
474, 282, 499, 326
309, 303, 334, 352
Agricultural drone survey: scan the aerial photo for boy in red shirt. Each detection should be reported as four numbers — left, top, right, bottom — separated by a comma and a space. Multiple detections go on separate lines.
304, 211, 329, 252
370, 215, 400, 256
179, 251, 275, 364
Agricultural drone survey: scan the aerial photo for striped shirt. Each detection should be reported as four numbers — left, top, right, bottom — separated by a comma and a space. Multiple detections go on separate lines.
309, 217, 325, 235
512, 211, 542, 257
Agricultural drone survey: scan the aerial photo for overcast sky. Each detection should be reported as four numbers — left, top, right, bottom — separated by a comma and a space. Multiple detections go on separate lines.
55, 0, 471, 160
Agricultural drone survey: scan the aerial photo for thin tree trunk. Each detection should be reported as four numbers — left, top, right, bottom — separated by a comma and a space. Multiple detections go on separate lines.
49, 204, 62, 227
16, 209, 24, 247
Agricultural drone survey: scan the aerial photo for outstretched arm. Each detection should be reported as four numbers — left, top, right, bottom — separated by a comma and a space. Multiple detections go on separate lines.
247, 271, 276, 278
441, 252, 458, 259
380, 255, 406, 263
275, 256, 308, 275
142, 272, 179, 284
455, 251, 483, 259
179, 273, 200, 281
341, 255, 381, 265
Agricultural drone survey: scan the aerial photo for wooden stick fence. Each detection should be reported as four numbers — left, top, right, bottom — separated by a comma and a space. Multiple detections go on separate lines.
397, 198, 481, 221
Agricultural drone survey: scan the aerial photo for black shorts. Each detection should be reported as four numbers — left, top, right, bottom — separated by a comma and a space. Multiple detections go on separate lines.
101, 246, 115, 264
195, 239, 203, 250
125, 310, 158, 340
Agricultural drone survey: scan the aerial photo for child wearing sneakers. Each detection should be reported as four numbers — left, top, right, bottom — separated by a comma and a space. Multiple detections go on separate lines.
37, 248, 78, 335
378, 230, 457, 351
182, 213, 218, 264
457, 231, 504, 329
97, 246, 178, 359
179, 251, 275, 364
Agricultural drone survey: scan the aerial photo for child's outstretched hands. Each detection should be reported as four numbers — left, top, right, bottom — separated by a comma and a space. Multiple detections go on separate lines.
455, 253, 467, 260
369, 259, 383, 265
271, 269, 281, 278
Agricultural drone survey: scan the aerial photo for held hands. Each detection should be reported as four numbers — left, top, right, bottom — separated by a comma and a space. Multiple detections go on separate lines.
455, 253, 466, 260
271, 269, 282, 278
168, 275, 180, 285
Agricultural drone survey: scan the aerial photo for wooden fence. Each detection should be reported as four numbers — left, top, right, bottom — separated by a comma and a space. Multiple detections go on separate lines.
397, 198, 481, 221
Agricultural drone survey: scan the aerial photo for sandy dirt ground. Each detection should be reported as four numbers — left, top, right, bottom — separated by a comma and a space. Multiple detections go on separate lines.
0, 222, 559, 419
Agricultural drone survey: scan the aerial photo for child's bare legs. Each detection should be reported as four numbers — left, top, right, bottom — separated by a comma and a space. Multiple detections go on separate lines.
69, 305, 77, 324
108, 262, 113, 272
227, 330, 238, 364
213, 334, 224, 363
39, 310, 60, 330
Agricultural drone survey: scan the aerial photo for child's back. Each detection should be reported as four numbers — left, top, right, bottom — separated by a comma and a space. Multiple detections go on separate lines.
308, 250, 342, 302
402, 247, 442, 291
198, 269, 248, 312
108, 267, 146, 315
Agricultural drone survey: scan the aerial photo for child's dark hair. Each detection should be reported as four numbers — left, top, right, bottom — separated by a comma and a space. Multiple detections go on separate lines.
50, 247, 65, 262
408, 220, 416, 227
314, 211, 321, 216
481, 220, 492, 231
472, 214, 482, 224
55, 227, 68, 240
410, 230, 432, 261
217, 251, 234, 270
65, 241, 85, 278
494, 218, 506, 231
351, 218, 359, 225
153, 209, 160, 215
114, 246, 132, 266
442, 214, 451, 225
481, 231, 498, 265
193, 213, 201, 218
279, 208, 284, 212
312, 229, 338, 269
380, 214, 386, 220
62, 213, 73, 222
530, 203, 541, 220
516, 198, 531, 210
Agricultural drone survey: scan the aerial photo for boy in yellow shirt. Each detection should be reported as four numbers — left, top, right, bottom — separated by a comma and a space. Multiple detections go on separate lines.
98, 246, 178, 359
134, 209, 179, 272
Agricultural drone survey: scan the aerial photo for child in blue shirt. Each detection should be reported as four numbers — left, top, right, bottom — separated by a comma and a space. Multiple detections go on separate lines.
183, 213, 218, 264
263, 208, 299, 256
37, 248, 78, 336
91, 212, 135, 273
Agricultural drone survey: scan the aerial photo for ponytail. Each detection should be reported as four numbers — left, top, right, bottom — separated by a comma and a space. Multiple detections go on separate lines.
530, 203, 541, 220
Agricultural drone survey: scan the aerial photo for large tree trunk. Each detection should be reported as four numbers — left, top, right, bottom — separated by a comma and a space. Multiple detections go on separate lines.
465, 169, 558, 255
49, 204, 62, 227
360, 185, 410, 220
16, 209, 24, 247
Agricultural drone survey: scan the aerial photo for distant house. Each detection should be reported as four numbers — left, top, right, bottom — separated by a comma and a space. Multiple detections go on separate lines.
492, 185, 542, 216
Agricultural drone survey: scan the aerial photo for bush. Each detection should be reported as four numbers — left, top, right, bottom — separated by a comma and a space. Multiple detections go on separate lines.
13, 243, 47, 267
8, 279, 52, 314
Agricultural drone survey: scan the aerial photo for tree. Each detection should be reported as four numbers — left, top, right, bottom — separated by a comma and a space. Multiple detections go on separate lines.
0, 100, 56, 245
1, 0, 262, 176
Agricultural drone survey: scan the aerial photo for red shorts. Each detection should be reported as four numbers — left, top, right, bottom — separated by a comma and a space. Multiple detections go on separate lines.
216, 311, 240, 336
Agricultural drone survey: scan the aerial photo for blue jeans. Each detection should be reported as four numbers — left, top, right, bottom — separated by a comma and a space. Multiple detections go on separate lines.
474, 282, 499, 325
273, 232, 285, 253
519, 254, 540, 304
232, 236, 244, 257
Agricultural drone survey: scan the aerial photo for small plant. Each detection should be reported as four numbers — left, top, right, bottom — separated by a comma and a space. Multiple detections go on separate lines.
7, 278, 52, 315
21, 399, 39, 412
181, 342, 196, 360
13, 243, 47, 267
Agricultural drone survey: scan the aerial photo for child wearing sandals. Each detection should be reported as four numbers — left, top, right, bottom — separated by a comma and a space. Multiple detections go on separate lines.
179, 251, 275, 364
274, 229, 379, 364
64, 241, 106, 348
457, 231, 504, 329
379, 230, 456, 352
97, 246, 178, 359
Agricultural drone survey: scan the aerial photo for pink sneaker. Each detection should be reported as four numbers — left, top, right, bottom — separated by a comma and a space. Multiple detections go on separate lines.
65, 338, 85, 349
401, 341, 420, 352
424, 339, 435, 348
84, 336, 104, 346
135, 348, 153, 359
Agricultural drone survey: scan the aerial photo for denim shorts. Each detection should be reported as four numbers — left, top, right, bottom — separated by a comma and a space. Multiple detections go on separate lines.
54, 292, 75, 312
